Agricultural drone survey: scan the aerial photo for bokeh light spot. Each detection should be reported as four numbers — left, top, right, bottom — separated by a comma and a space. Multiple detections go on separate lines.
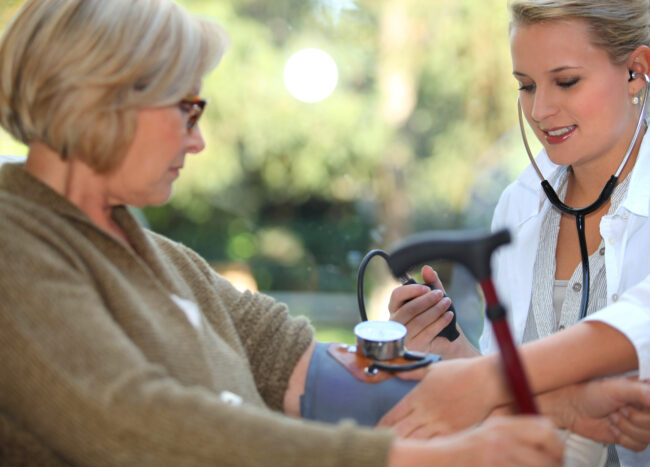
283, 48, 339, 103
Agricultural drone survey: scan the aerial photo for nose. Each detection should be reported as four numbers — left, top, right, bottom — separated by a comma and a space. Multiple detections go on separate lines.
187, 125, 206, 154
529, 86, 558, 123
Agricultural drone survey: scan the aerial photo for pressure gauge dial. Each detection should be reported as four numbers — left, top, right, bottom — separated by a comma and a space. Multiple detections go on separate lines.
353, 320, 406, 361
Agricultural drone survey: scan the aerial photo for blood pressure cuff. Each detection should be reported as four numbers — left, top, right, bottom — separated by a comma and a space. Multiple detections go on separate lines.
300, 342, 418, 426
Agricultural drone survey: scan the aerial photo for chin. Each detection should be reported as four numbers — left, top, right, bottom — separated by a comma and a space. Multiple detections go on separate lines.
544, 147, 577, 167
150, 193, 173, 207
132, 189, 173, 208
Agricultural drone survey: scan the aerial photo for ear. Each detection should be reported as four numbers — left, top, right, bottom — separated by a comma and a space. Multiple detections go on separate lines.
627, 45, 650, 95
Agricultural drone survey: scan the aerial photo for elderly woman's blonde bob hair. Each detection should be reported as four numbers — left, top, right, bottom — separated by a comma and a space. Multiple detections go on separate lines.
0, 0, 228, 172
508, 0, 650, 65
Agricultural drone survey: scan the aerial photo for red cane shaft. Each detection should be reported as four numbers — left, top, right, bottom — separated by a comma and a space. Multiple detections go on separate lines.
480, 278, 537, 414
491, 319, 537, 414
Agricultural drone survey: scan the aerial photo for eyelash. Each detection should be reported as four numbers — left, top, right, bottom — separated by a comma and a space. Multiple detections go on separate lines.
518, 78, 580, 93
518, 83, 534, 92
558, 78, 580, 88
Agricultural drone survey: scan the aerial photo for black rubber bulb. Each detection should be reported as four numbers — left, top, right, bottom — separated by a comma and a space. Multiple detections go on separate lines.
402, 277, 460, 341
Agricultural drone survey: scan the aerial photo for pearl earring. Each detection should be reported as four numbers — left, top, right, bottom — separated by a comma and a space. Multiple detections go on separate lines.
633, 96, 640, 105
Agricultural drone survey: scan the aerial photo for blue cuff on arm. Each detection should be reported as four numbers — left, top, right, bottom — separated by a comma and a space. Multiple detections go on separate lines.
300, 343, 418, 426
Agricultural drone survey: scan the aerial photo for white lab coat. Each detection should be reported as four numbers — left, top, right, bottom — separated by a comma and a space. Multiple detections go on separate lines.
479, 133, 650, 466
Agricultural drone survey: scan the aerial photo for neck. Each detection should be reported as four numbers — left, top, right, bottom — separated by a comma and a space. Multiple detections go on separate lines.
25, 143, 129, 245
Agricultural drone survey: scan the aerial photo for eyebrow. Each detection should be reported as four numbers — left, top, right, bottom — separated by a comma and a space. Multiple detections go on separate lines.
513, 65, 583, 78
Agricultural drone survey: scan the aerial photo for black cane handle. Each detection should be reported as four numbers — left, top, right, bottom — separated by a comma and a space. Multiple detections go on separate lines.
387, 229, 511, 282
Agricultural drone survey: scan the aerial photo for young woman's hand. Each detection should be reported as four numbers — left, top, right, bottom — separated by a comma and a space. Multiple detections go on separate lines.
388, 265, 480, 359
378, 356, 506, 438
538, 376, 650, 452
488, 375, 650, 452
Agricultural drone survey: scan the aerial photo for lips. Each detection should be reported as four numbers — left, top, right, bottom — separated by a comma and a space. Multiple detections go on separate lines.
542, 125, 576, 144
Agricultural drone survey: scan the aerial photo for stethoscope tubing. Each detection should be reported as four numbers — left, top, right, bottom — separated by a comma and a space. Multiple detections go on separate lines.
517, 73, 650, 319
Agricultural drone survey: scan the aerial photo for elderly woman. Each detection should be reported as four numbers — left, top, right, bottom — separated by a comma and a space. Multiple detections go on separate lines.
3, 1, 650, 466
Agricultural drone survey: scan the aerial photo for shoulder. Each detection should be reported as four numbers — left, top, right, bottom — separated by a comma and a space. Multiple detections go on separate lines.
492, 152, 561, 229
145, 230, 209, 269
144, 230, 213, 275
623, 132, 650, 215
0, 189, 78, 258
143, 229, 239, 293
491, 178, 537, 229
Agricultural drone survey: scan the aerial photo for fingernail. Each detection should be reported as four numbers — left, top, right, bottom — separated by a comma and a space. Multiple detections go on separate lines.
610, 413, 620, 423
441, 297, 451, 307
621, 407, 630, 418
421, 285, 431, 293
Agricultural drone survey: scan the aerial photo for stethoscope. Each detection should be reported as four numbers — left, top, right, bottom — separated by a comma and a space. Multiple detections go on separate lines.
517, 71, 650, 319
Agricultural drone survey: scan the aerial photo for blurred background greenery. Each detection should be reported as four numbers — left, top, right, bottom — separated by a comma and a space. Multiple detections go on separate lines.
0, 0, 541, 345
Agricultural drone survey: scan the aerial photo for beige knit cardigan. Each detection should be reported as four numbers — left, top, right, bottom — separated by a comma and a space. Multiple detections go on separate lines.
0, 163, 392, 466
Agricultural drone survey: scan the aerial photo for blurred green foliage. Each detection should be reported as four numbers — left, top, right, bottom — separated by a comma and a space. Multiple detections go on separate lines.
0, 0, 540, 299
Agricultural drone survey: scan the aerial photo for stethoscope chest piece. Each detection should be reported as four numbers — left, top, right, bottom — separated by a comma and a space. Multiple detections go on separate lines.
354, 320, 407, 361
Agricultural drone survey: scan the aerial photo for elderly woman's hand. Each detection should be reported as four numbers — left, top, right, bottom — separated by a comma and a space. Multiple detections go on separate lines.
388, 416, 564, 467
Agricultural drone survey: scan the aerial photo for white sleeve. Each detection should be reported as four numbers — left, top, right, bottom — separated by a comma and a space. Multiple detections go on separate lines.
583, 275, 650, 379
0, 154, 26, 165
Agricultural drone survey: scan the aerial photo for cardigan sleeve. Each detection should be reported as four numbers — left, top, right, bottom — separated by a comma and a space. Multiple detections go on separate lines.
0, 216, 392, 467
158, 237, 315, 411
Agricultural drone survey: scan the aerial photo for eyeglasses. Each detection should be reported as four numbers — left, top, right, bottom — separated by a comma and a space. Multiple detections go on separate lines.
178, 95, 207, 131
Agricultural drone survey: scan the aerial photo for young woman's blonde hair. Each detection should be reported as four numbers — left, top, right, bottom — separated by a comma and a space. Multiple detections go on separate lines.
508, 0, 650, 64
0, 0, 228, 172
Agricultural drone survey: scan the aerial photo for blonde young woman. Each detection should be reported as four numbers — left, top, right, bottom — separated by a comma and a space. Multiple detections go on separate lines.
386, 1, 650, 466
